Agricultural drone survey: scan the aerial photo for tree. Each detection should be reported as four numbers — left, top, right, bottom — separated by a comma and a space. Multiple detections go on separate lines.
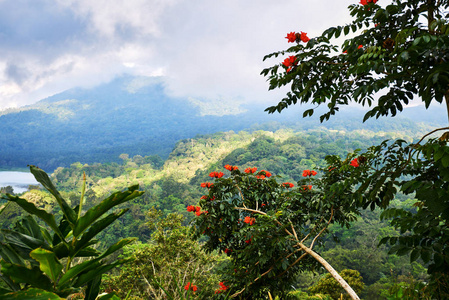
261, 0, 449, 298
308, 269, 365, 300
103, 209, 223, 299
192, 166, 362, 299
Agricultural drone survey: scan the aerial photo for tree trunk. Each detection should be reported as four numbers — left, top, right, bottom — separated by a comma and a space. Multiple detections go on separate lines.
298, 242, 361, 300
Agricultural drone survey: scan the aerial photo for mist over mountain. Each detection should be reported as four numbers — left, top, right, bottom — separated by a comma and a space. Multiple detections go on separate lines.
0, 75, 445, 172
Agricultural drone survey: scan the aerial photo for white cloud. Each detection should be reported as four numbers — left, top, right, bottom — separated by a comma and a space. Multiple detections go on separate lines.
0, 0, 354, 110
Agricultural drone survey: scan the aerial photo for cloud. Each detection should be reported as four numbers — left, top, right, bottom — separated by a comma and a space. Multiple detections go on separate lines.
0, 0, 353, 110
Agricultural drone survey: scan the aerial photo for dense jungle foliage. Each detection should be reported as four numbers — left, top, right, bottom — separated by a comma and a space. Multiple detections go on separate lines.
0, 127, 435, 299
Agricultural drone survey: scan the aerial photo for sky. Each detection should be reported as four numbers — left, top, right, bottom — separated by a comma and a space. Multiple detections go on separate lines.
0, 0, 359, 110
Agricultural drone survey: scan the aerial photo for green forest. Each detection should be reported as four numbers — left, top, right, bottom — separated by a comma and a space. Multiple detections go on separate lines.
1, 0, 448, 299
0, 126, 442, 299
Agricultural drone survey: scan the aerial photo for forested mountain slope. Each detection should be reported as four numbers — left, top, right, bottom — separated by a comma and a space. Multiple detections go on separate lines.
0, 75, 446, 172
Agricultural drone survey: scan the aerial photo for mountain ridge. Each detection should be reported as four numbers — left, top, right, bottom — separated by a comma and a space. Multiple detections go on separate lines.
0, 75, 446, 171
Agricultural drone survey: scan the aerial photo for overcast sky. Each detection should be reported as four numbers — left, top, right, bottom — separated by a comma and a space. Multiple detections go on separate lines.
0, 0, 385, 111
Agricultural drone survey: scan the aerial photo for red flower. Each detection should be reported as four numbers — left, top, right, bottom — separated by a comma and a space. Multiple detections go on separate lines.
350, 158, 359, 167
311, 170, 317, 176
300, 31, 310, 43
184, 282, 197, 292
360, 0, 378, 4
244, 167, 257, 174
259, 170, 272, 177
256, 175, 266, 179
224, 164, 239, 171
245, 237, 252, 244
302, 169, 311, 177
195, 206, 201, 212
282, 182, 294, 188
286, 31, 296, 43
200, 195, 208, 200
186, 205, 195, 212
358, 45, 363, 49
224, 248, 232, 255
261, 203, 266, 207
215, 281, 229, 293
200, 182, 214, 188
209, 171, 224, 178
282, 56, 297, 68
244, 216, 255, 225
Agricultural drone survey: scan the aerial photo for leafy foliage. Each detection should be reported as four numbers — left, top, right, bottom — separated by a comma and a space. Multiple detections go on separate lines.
0, 166, 143, 299
103, 209, 224, 299
191, 165, 362, 298
262, 0, 449, 122
308, 269, 365, 300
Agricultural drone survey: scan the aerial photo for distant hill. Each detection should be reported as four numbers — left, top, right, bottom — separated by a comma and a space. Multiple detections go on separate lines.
0, 75, 446, 171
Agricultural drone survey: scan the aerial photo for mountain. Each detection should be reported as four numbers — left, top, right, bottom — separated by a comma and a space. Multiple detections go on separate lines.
0, 75, 446, 171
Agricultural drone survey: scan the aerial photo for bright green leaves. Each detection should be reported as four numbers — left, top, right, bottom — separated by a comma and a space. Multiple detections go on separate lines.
0, 166, 144, 299
73, 185, 142, 237
0, 288, 62, 300
29, 165, 77, 225
29, 248, 63, 283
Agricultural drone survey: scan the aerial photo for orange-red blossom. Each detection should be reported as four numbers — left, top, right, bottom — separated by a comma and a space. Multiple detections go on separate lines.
184, 282, 198, 292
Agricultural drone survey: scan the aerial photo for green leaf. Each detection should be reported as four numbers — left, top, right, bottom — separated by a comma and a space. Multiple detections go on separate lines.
74, 259, 131, 288
29, 165, 77, 225
410, 248, 420, 263
421, 249, 431, 264
0, 261, 53, 291
0, 288, 63, 300
84, 275, 101, 300
57, 260, 101, 287
73, 186, 143, 237
73, 209, 129, 255
97, 293, 121, 300
29, 248, 63, 283
2, 195, 65, 242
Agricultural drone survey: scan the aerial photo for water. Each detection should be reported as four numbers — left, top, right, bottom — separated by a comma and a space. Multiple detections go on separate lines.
0, 171, 40, 194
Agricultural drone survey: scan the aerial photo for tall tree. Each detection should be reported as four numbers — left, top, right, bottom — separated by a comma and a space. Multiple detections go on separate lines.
261, 0, 449, 298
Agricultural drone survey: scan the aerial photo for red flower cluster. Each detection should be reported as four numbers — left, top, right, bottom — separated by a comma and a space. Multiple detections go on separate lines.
209, 171, 224, 178
259, 170, 272, 178
285, 31, 310, 43
244, 216, 255, 225
302, 169, 317, 177
224, 164, 239, 171
360, 0, 377, 5
244, 167, 257, 174
215, 282, 229, 294
184, 282, 198, 292
286, 31, 296, 43
283, 182, 294, 188
300, 31, 310, 43
186, 205, 199, 212
283, 57, 296, 66
245, 237, 252, 244
200, 182, 214, 188
224, 248, 232, 255
187, 205, 207, 216
350, 158, 359, 167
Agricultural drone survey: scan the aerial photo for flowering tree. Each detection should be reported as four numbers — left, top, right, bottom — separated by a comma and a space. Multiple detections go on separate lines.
261, 0, 449, 297
191, 166, 363, 299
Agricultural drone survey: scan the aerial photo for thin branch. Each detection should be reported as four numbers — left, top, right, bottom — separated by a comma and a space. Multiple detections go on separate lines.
310, 207, 334, 249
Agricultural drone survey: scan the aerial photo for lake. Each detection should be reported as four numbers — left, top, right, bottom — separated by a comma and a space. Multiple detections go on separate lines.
0, 171, 40, 194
